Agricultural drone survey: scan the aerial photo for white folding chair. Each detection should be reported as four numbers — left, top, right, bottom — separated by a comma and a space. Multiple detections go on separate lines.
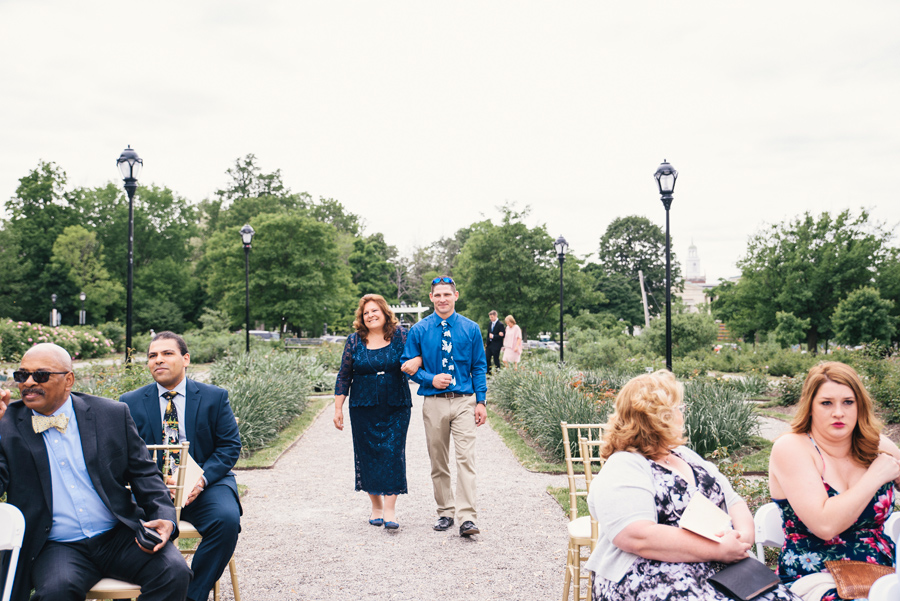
0, 504, 25, 601
753, 502, 785, 562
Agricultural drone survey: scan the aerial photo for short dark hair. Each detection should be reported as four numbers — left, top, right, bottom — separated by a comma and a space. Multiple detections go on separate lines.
151, 331, 189, 356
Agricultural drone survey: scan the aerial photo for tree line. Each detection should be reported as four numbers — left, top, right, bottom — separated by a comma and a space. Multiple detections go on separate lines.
0, 154, 680, 341
10, 153, 891, 350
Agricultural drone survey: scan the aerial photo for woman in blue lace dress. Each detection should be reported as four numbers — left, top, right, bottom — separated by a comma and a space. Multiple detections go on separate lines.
769, 362, 900, 600
587, 371, 799, 601
334, 294, 417, 530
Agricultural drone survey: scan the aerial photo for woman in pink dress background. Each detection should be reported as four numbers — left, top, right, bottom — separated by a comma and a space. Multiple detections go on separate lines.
502, 314, 522, 368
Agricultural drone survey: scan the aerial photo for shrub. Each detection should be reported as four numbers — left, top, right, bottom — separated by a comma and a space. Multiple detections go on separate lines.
210, 350, 319, 453
75, 361, 155, 400
772, 375, 804, 406
642, 312, 718, 358
0, 319, 115, 361
683, 379, 758, 456
764, 349, 817, 377
309, 341, 344, 372
100, 321, 126, 353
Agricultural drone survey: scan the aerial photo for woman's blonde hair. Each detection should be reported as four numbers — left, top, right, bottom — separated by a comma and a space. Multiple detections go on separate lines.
352, 294, 399, 344
601, 370, 687, 461
790, 361, 881, 465
505, 315, 516, 326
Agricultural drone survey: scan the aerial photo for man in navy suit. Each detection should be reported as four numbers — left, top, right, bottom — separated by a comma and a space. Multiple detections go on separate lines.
0, 343, 191, 601
121, 331, 242, 601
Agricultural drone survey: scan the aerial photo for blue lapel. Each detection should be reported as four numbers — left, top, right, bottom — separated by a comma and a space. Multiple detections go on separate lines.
184, 378, 201, 445
141, 384, 163, 444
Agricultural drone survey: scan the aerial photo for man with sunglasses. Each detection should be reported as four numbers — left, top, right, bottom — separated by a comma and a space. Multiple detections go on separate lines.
0, 343, 191, 601
401, 276, 488, 537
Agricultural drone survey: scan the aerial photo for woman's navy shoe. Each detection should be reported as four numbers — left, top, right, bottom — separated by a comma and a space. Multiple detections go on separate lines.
369, 518, 384, 526
384, 521, 399, 530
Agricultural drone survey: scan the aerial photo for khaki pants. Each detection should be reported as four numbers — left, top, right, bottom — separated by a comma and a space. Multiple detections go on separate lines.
422, 394, 478, 524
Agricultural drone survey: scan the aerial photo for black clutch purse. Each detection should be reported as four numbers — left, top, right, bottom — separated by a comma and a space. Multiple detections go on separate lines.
708, 557, 780, 601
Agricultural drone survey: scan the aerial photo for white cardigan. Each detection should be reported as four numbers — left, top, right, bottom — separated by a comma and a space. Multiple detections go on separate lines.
584, 446, 743, 583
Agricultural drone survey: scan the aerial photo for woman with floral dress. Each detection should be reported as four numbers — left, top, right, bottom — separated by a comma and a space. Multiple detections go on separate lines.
586, 370, 798, 601
769, 362, 900, 600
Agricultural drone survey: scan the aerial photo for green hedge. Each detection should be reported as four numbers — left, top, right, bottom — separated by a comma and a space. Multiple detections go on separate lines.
0, 319, 116, 361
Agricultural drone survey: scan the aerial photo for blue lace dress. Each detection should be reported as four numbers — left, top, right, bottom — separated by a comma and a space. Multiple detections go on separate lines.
592, 451, 799, 601
774, 442, 895, 601
334, 328, 412, 496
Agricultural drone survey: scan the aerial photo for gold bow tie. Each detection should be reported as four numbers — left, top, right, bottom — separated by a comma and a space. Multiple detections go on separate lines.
32, 414, 69, 434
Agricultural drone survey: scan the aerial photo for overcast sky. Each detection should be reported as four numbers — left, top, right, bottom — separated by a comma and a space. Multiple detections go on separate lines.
2, 1, 899, 283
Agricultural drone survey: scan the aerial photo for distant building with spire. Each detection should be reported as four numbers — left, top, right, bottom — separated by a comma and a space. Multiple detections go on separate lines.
685, 240, 705, 284
678, 240, 713, 313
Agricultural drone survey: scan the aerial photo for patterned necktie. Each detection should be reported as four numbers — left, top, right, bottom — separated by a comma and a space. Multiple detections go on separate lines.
162, 390, 180, 476
440, 319, 457, 387
32, 413, 69, 434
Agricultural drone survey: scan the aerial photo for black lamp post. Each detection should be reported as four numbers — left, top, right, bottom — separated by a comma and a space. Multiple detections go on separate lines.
654, 159, 678, 372
240, 224, 255, 353
51, 293, 58, 327
116, 146, 142, 363
554, 235, 568, 364
79, 292, 86, 325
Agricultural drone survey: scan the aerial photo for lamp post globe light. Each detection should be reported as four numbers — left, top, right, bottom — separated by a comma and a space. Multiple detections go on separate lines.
653, 159, 678, 372
554, 235, 569, 364
240, 224, 255, 353
116, 145, 142, 363
79, 291, 86, 325
50, 293, 58, 327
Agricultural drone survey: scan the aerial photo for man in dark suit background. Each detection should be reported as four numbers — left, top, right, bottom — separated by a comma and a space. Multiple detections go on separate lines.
121, 331, 241, 601
0, 343, 191, 601
485, 310, 506, 374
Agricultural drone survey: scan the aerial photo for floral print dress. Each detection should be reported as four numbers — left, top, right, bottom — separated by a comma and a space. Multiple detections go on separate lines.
775, 482, 895, 601
592, 452, 798, 601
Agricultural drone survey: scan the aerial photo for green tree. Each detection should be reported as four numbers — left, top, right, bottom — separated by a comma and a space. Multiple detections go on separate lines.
454, 207, 596, 339
718, 210, 891, 352
0, 227, 32, 318
597, 216, 681, 316
349, 233, 397, 299
73, 183, 201, 329
204, 211, 357, 335
3, 161, 77, 321
578, 263, 645, 331
773, 311, 810, 349
643, 311, 718, 357
831, 287, 897, 346
49, 226, 125, 323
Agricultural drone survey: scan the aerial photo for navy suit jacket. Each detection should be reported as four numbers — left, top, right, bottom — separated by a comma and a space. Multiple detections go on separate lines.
0, 393, 177, 601
120, 379, 241, 500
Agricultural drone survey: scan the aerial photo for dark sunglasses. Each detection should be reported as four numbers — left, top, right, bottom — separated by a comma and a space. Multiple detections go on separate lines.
431, 276, 455, 285
12, 370, 69, 384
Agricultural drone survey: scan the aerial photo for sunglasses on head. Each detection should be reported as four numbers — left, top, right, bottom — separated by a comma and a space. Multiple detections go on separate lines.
12, 370, 69, 384
431, 277, 455, 285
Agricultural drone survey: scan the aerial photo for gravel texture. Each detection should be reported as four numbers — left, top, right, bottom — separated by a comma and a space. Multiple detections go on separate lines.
226, 388, 571, 601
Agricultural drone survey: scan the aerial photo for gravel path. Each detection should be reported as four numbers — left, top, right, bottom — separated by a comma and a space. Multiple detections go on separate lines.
227, 387, 570, 601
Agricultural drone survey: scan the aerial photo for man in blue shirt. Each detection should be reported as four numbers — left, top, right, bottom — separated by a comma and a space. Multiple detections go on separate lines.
0, 343, 191, 601
402, 276, 488, 536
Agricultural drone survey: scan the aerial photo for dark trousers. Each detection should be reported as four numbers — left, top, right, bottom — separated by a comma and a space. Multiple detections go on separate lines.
486, 346, 502, 373
180, 482, 241, 601
31, 523, 191, 601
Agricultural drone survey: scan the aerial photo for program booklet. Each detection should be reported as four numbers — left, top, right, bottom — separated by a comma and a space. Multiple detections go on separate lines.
679, 492, 733, 543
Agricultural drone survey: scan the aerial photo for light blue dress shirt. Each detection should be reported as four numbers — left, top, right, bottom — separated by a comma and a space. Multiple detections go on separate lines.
401, 311, 488, 403
37, 396, 118, 542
